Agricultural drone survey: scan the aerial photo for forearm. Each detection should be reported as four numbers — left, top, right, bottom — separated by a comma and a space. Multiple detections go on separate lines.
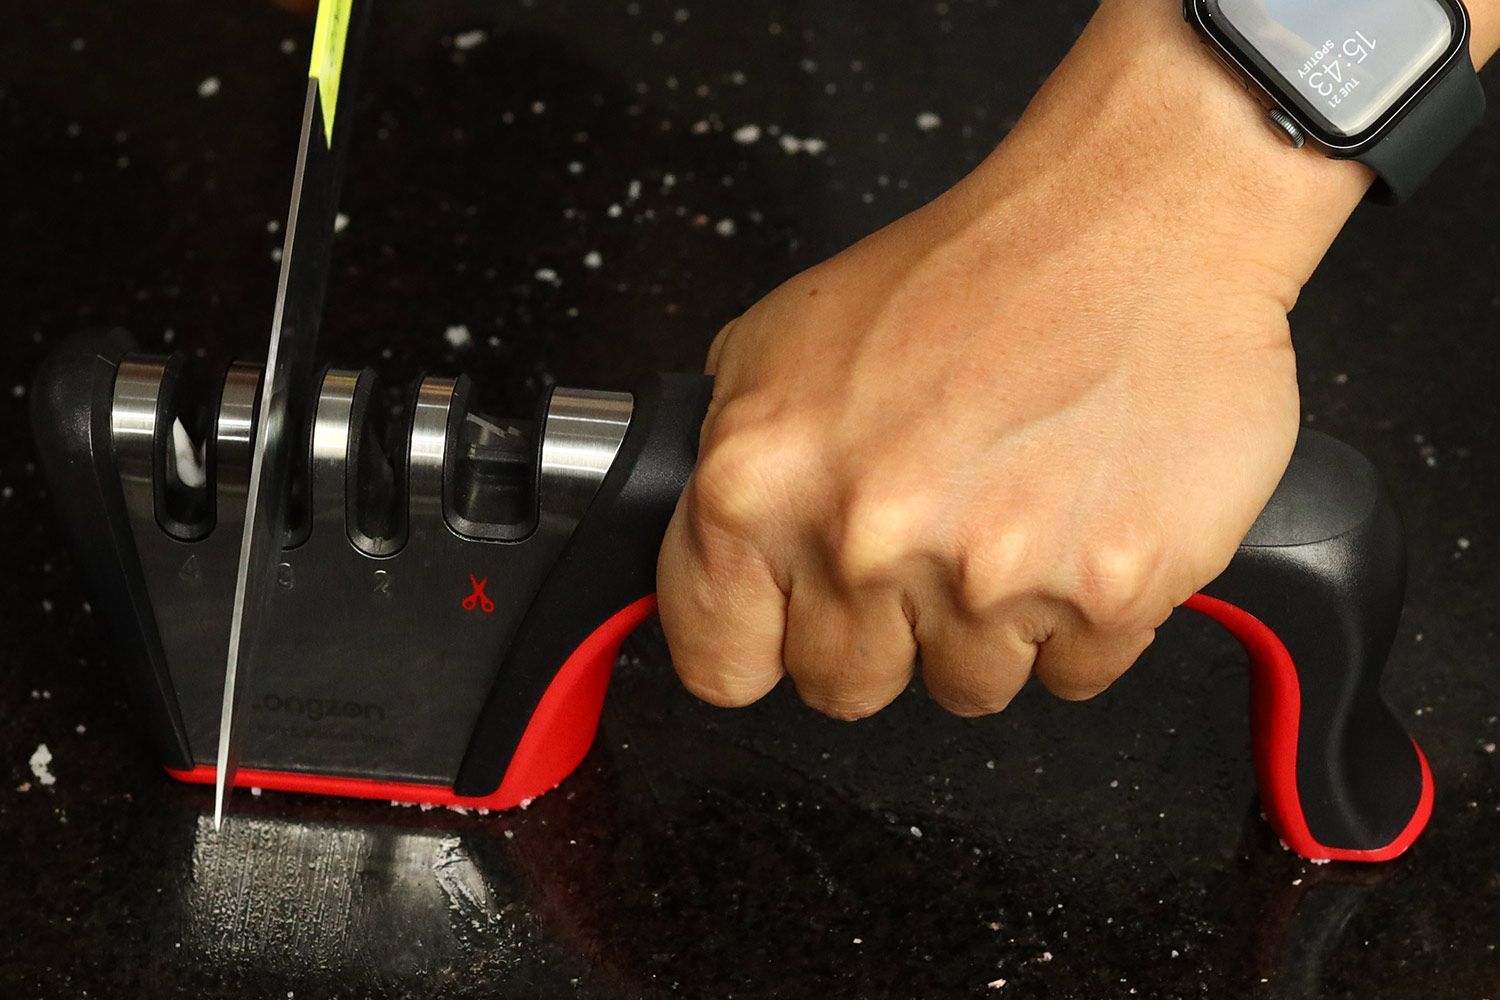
923, 0, 1497, 313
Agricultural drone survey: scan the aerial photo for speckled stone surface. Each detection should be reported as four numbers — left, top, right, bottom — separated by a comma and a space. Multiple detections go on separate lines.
2, 2, 1499, 997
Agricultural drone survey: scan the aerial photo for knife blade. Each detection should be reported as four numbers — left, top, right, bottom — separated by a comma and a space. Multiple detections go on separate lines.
214, 0, 367, 828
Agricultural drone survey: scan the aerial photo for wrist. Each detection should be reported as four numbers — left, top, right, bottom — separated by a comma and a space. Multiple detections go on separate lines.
935, 0, 1487, 311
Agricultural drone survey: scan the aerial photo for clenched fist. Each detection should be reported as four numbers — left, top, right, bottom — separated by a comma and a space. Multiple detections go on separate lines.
656, 0, 1409, 719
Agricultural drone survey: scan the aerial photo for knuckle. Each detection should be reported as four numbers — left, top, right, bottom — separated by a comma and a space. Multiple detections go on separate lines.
676, 665, 778, 709
691, 433, 783, 536
1071, 536, 1160, 627
954, 525, 1032, 615
803, 694, 889, 722
831, 489, 916, 588
1036, 628, 1156, 702
922, 656, 1031, 718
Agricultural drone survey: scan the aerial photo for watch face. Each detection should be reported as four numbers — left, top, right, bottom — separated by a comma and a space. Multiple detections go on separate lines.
1199, 0, 1462, 142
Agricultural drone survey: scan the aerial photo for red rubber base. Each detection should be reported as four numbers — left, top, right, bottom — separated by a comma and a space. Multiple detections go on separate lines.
168, 595, 660, 813
170, 591, 1433, 863
1185, 592, 1433, 863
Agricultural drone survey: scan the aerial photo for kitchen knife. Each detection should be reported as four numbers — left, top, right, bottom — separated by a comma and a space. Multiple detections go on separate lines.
214, 0, 367, 828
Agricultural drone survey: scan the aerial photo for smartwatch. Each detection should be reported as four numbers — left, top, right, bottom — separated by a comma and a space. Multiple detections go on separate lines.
1185, 0, 1487, 202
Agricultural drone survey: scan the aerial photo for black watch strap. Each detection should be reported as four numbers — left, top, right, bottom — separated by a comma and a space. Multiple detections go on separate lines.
1357, 52, 1487, 204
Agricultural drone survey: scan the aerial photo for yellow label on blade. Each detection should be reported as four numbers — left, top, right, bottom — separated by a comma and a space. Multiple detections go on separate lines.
308, 0, 352, 147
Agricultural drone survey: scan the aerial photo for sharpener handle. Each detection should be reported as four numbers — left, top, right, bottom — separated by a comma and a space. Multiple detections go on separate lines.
458, 376, 1431, 862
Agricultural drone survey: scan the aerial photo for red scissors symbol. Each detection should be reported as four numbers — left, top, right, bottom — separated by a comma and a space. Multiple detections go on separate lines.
462, 574, 495, 614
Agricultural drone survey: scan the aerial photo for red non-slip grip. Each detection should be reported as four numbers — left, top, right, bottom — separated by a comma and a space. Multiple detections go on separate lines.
1185, 592, 1433, 863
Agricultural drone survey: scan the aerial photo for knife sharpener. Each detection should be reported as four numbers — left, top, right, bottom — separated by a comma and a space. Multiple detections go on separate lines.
33, 329, 1432, 862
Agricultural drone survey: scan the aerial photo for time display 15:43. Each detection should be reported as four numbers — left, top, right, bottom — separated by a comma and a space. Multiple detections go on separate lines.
1297, 32, 1377, 110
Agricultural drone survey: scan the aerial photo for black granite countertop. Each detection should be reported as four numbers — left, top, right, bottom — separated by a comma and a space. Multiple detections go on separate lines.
3, 2, 1499, 997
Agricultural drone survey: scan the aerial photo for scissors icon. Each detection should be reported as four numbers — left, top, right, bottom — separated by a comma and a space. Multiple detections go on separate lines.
462, 574, 495, 614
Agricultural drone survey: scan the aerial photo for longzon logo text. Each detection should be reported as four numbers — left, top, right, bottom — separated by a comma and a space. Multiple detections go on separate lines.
253, 693, 387, 723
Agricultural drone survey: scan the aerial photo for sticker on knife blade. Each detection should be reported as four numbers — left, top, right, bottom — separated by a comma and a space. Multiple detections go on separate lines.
309, 0, 352, 146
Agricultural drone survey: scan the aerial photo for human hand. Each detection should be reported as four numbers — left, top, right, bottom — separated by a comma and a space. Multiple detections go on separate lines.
656, 0, 1383, 718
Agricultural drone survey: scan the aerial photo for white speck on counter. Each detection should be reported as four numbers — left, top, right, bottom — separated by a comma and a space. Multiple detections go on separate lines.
453, 29, 488, 51
777, 134, 827, 155
1483, 742, 1496, 754
583, 251, 603, 269
1458, 537, 1472, 550
535, 268, 561, 286
568, 160, 584, 175
607, 202, 623, 218
444, 325, 472, 349
280, 38, 296, 54
503, 829, 515, 839
271, 246, 282, 263
732, 123, 762, 145
12, 384, 26, 398
986, 979, 1006, 990
916, 111, 942, 131
909, 825, 922, 838
250, 787, 262, 797
197, 76, 221, 99
714, 218, 737, 237
267, 219, 280, 233
531, 100, 547, 115
519, 797, 534, 809
74, 724, 86, 735
852, 937, 862, 945
334, 212, 350, 233
29, 744, 56, 786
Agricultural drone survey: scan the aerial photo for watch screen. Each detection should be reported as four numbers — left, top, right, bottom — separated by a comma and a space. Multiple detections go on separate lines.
1207, 0, 1456, 137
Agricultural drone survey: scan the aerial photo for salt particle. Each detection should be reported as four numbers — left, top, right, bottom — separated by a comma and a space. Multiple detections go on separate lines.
29, 744, 56, 786
583, 251, 603, 269
986, 980, 1006, 990
444, 325, 473, 348
568, 160, 584, 175
16, 782, 31, 793
74, 724, 86, 735
852, 937, 862, 944
1040, 951, 1052, 962
909, 825, 922, 838
732, 124, 762, 145
627, 179, 643, 201
531, 100, 547, 115
504, 829, 515, 839
197, 76, 221, 99
250, 787, 262, 797
916, 111, 942, 131
12, 384, 26, 398
453, 29, 488, 51
267, 219, 280, 233
1484, 743, 1496, 754
534, 267, 561, 286
714, 218, 737, 237
519, 796, 534, 809
334, 212, 349, 233
70, 38, 86, 52
1457, 537, 1472, 550
607, 203, 623, 218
